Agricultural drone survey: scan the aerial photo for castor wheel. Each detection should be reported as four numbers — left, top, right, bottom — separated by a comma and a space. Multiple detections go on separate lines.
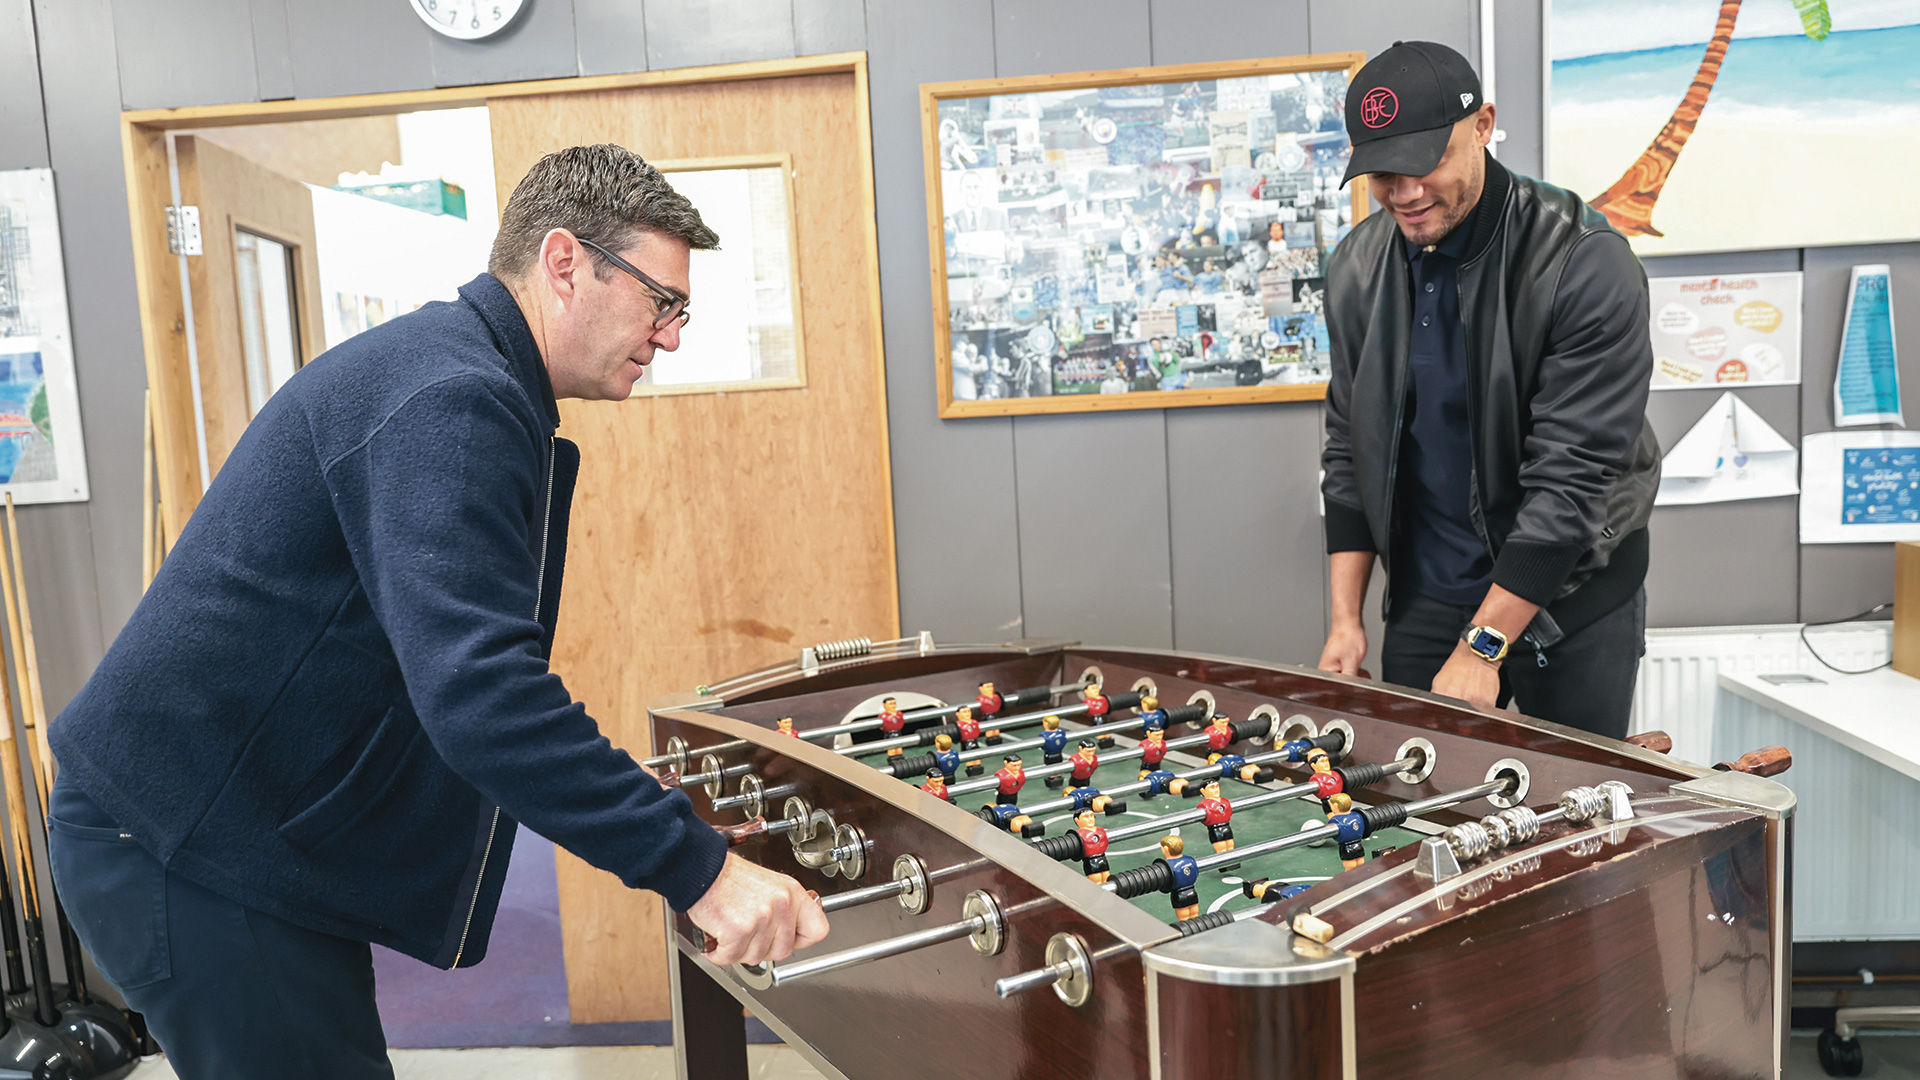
1817, 1027, 1864, 1077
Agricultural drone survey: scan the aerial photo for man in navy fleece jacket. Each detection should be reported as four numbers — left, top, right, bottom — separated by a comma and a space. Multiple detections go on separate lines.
46, 145, 826, 1080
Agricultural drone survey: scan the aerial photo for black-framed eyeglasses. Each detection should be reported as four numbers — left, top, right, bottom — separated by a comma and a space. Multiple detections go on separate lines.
575, 236, 691, 329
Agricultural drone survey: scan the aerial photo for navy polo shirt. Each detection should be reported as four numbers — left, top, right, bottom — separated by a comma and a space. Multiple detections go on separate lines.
1395, 195, 1493, 606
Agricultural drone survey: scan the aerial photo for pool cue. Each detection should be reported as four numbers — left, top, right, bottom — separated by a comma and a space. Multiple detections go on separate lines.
4, 497, 51, 798
142, 391, 156, 589
0, 659, 55, 1026
0, 499, 87, 1006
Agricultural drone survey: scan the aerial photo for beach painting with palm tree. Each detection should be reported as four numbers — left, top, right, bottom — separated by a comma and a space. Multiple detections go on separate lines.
1549, 0, 1920, 255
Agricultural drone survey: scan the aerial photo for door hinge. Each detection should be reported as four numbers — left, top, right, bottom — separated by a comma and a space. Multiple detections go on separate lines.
165, 205, 202, 255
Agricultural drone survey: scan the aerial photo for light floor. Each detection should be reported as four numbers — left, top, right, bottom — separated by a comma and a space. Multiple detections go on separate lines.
121, 1032, 1918, 1078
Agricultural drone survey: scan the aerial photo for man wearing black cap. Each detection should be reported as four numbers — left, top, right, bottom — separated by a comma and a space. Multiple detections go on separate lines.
1316, 42, 1659, 739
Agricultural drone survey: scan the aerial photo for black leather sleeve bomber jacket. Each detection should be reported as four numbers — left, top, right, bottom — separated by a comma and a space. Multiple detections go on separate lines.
1320, 153, 1661, 635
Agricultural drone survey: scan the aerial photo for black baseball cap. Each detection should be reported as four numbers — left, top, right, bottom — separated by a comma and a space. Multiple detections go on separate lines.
1341, 41, 1483, 186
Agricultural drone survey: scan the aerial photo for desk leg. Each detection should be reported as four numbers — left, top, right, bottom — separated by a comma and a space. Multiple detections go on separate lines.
672, 948, 749, 1080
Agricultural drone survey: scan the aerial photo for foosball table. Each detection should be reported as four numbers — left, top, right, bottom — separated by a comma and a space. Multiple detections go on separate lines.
646, 637, 1796, 1080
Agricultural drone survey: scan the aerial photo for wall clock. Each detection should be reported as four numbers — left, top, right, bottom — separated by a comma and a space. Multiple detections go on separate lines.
408, 0, 524, 40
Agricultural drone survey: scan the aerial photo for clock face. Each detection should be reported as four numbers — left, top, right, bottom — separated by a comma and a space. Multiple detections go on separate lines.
409, 0, 524, 40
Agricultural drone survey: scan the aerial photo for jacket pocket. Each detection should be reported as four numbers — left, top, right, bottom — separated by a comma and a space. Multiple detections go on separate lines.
279, 705, 424, 853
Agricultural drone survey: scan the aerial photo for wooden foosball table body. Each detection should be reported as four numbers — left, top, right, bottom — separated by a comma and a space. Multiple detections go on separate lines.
650, 640, 1794, 1080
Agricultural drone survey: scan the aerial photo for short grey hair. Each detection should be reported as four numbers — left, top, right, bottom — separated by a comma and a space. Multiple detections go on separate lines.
488, 144, 719, 280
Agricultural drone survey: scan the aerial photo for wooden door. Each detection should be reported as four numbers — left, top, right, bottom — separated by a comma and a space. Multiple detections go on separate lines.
172, 136, 326, 473
487, 71, 896, 1021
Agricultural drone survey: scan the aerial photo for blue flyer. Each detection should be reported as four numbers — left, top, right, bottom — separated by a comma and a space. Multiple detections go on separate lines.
1840, 446, 1920, 525
1833, 264, 1903, 427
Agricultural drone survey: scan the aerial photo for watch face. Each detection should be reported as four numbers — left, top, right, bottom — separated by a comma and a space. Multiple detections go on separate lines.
409, 0, 524, 40
1468, 627, 1504, 659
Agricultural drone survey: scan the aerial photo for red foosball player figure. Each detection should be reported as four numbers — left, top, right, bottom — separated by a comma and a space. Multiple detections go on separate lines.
1068, 740, 1100, 789
993, 755, 1026, 804
953, 706, 986, 775
1075, 809, 1111, 884
921, 768, 952, 802
1197, 779, 1234, 853
1326, 791, 1366, 870
878, 696, 907, 757
1082, 682, 1110, 724
1040, 716, 1069, 788
776, 716, 800, 738
1136, 729, 1168, 778
1204, 715, 1234, 762
977, 681, 1006, 743
1160, 834, 1202, 921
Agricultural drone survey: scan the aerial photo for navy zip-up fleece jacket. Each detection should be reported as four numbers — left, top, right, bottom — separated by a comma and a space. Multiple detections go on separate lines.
52, 274, 728, 967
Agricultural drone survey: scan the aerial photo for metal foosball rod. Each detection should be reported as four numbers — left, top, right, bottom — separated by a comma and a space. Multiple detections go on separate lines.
802, 681, 1085, 744
936, 707, 1286, 798
842, 689, 1147, 759
735, 890, 1041, 990
660, 759, 755, 790
1103, 777, 1514, 900
1028, 754, 1422, 858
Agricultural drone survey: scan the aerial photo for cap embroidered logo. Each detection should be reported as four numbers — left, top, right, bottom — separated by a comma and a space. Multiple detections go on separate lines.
1460, 92, 1474, 108
1360, 87, 1399, 129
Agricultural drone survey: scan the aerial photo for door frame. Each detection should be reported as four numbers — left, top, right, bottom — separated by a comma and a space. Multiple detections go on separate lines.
119, 50, 894, 594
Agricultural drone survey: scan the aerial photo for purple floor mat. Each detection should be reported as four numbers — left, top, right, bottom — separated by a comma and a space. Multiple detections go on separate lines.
372, 823, 779, 1048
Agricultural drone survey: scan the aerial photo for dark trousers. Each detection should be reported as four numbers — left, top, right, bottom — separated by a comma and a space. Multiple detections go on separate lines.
1380, 587, 1646, 741
46, 775, 394, 1080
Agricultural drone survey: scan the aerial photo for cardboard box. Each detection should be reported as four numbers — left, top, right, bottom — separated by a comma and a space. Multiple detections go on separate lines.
1897, 542, 1920, 679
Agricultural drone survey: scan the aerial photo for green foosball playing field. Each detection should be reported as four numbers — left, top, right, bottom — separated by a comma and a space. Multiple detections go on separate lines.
847, 727, 1425, 925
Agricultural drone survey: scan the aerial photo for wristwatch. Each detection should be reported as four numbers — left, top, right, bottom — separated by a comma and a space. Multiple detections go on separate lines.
1460, 624, 1509, 664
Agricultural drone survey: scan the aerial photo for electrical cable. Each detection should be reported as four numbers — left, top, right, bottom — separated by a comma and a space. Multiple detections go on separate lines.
1798, 602, 1894, 675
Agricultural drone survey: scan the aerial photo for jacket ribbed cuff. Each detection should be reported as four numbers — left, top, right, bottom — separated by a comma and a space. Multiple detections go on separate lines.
652, 814, 731, 912
1324, 500, 1376, 554
1491, 541, 1586, 607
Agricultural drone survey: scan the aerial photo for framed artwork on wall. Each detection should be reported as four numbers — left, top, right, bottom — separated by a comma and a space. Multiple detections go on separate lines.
1547, 0, 1920, 255
922, 53, 1369, 419
0, 169, 88, 504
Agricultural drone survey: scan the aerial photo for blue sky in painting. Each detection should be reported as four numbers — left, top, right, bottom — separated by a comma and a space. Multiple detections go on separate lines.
1551, 0, 1919, 59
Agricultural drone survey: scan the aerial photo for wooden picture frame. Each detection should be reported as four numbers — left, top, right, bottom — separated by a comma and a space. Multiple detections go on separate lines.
639, 153, 809, 398
922, 52, 1369, 419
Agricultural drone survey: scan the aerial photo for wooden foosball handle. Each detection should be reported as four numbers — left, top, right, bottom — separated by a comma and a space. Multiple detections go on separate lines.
1625, 731, 1673, 754
1713, 746, 1792, 777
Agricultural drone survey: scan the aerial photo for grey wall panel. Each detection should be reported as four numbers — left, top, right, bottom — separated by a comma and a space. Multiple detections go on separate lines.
1797, 241, 1920, 622
1013, 412, 1174, 648
285, 0, 436, 100
429, 0, 578, 87
30, 0, 137, 713
1146, 0, 1309, 66
1166, 403, 1326, 665
1644, 500, 1799, 627
1307, 0, 1476, 61
109, 0, 258, 109
250, 0, 295, 100
1638, 247, 1801, 280
992, 0, 1152, 77
1491, 0, 1541, 179
644, 0, 795, 71
864, 0, 1024, 643
0, 0, 49, 169
1801, 544, 1896, 625
573, 0, 649, 77
794, 0, 864, 57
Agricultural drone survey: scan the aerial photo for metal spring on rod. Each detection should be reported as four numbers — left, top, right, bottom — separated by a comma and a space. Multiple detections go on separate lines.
1557, 786, 1607, 824
812, 637, 874, 662
1446, 820, 1492, 859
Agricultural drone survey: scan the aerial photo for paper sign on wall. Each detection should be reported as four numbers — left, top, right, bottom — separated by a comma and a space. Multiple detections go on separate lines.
1647, 272, 1801, 390
1655, 391, 1798, 505
1833, 264, 1902, 427
1800, 430, 1920, 543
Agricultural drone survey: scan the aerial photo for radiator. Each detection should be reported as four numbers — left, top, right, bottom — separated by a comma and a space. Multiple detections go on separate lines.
1630, 622, 1893, 766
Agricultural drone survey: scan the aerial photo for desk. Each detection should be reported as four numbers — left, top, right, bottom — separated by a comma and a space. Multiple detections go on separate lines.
1717, 668, 1920, 941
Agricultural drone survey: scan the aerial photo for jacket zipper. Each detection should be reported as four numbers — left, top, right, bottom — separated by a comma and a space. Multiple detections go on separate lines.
452, 434, 557, 967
